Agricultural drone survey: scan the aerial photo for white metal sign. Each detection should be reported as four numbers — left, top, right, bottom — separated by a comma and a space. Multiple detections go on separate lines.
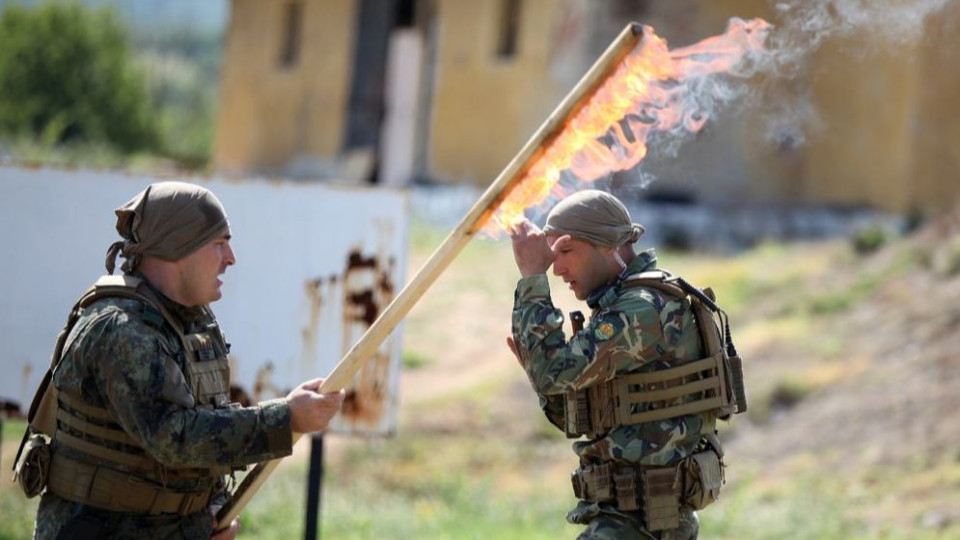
0, 166, 408, 435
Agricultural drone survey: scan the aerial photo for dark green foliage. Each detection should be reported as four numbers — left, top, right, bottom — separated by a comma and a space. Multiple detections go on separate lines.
851, 225, 887, 255
0, 1, 157, 151
133, 26, 223, 167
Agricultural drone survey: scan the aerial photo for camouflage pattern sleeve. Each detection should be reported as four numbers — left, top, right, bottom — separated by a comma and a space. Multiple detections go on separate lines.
511, 275, 666, 396
74, 304, 293, 468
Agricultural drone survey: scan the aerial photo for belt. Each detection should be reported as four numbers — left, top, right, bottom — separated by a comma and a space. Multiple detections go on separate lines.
47, 452, 214, 515
571, 461, 681, 524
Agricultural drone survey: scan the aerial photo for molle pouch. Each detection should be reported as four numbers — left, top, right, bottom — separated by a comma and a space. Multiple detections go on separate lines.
682, 448, 724, 510
727, 354, 748, 413
184, 331, 231, 408
564, 389, 591, 438
642, 466, 680, 531
13, 432, 52, 498
188, 357, 231, 408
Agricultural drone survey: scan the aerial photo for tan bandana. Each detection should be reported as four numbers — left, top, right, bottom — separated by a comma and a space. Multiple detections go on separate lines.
543, 190, 644, 247
105, 182, 229, 274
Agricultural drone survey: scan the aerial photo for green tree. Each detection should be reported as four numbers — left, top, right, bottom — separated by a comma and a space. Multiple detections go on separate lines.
0, 1, 157, 152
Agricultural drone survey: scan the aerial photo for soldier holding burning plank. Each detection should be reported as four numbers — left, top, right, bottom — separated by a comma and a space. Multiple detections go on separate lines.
509, 190, 735, 540
15, 182, 345, 539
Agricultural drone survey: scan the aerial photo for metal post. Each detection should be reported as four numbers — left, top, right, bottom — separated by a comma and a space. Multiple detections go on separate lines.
304, 433, 325, 540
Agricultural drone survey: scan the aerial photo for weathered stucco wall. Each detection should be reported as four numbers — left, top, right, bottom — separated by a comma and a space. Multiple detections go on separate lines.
214, 0, 356, 174
212, 0, 960, 216
912, 1, 960, 215
427, 0, 572, 185
803, 30, 920, 212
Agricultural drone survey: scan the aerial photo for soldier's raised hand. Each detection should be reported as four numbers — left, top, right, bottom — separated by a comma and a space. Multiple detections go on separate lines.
509, 219, 555, 276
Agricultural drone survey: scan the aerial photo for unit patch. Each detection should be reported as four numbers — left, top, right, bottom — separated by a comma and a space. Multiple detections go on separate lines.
594, 321, 616, 341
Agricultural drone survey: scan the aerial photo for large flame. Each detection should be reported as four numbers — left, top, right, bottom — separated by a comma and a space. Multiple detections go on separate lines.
487, 18, 771, 234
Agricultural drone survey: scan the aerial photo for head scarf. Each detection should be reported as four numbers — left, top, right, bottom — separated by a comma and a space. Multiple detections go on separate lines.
105, 181, 229, 274
543, 190, 644, 247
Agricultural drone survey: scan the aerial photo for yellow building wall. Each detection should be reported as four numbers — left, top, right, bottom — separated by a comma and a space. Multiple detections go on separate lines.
802, 31, 920, 212
642, 1, 960, 215
214, 0, 355, 174
210, 0, 960, 215
913, 2, 960, 215
428, 0, 570, 184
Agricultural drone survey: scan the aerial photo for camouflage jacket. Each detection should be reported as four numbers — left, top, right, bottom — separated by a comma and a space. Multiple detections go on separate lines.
512, 249, 714, 469
35, 276, 292, 539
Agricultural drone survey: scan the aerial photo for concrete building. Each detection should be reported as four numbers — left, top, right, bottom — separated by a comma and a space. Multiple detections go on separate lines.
213, 0, 960, 218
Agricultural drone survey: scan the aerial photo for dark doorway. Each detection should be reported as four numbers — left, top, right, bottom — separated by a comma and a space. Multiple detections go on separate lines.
343, 0, 418, 183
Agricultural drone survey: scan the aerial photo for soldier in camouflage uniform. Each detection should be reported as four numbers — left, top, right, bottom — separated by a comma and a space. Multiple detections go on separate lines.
26, 182, 345, 540
509, 190, 716, 540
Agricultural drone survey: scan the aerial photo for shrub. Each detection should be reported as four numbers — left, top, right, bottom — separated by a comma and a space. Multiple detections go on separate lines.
851, 225, 887, 255
0, 1, 157, 151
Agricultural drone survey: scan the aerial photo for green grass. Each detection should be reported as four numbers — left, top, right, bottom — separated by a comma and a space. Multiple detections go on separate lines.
235, 433, 573, 540
401, 351, 433, 370
0, 419, 39, 540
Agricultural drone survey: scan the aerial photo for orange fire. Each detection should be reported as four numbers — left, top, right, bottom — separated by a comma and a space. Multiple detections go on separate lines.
487, 18, 771, 234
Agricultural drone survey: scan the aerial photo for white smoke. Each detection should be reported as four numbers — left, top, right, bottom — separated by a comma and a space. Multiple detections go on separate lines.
514, 0, 953, 225
767, 0, 951, 77
754, 0, 951, 150
636, 0, 951, 184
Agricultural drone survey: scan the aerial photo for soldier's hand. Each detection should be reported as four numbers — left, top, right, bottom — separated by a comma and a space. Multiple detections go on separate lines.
287, 378, 346, 434
209, 506, 240, 540
506, 336, 522, 366
509, 219, 554, 276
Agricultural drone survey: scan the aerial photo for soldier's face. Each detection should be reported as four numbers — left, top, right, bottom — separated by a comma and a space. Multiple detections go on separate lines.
176, 231, 236, 306
549, 235, 617, 300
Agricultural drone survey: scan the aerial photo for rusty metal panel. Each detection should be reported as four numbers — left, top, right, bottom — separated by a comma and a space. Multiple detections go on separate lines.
0, 166, 408, 435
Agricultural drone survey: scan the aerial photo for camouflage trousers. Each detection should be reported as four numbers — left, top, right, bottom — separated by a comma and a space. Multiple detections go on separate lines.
570, 501, 699, 540
34, 492, 213, 540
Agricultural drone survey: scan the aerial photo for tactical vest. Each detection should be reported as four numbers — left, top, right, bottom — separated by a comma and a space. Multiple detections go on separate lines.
564, 271, 746, 531
15, 274, 234, 515
562, 270, 747, 439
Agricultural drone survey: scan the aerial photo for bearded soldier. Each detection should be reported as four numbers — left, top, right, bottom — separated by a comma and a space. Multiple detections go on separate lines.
16, 182, 344, 540
508, 190, 731, 540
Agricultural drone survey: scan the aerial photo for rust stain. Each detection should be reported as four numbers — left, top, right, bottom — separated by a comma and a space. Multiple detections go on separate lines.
252, 361, 283, 402
302, 244, 398, 431
229, 385, 251, 407
337, 246, 397, 428
301, 278, 325, 368
227, 354, 251, 406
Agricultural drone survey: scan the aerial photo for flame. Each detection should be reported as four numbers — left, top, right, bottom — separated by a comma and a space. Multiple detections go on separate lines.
487, 18, 771, 234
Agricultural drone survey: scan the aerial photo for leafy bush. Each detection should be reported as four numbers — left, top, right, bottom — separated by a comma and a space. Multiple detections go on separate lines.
851, 225, 887, 255
0, 1, 157, 151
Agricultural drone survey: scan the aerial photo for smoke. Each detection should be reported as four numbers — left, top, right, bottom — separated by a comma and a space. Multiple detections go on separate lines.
772, 0, 950, 60
500, 0, 953, 229
623, 0, 951, 187
755, 0, 951, 153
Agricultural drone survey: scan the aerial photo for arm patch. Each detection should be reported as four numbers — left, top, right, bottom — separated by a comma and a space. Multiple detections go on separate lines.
592, 318, 623, 342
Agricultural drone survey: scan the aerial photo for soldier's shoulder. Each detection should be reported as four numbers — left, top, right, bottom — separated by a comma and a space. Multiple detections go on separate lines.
78, 296, 170, 338
615, 285, 664, 313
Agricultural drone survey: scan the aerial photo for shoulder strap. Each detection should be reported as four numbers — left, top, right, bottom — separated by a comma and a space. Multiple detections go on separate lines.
85, 275, 185, 337
622, 269, 747, 417
15, 275, 186, 470
623, 271, 733, 356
